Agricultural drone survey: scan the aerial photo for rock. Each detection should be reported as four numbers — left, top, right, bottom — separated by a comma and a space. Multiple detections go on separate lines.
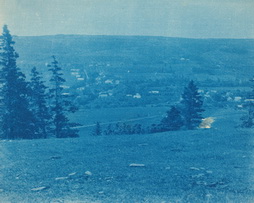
165, 167, 171, 170
206, 170, 213, 174
190, 167, 200, 171
55, 177, 68, 180
68, 172, 77, 176
206, 194, 213, 198
31, 186, 49, 191
84, 171, 92, 176
129, 163, 145, 167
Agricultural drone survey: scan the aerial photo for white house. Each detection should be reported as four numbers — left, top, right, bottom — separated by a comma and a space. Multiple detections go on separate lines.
148, 90, 159, 94
71, 69, 80, 72
60, 85, 70, 89
105, 79, 113, 84
133, 93, 141, 99
77, 78, 85, 81
61, 93, 70, 96
71, 72, 79, 75
77, 87, 85, 91
234, 97, 242, 102
99, 92, 109, 98
245, 99, 254, 102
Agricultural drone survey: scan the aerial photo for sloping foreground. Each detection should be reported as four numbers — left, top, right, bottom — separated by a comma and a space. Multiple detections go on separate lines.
0, 108, 254, 202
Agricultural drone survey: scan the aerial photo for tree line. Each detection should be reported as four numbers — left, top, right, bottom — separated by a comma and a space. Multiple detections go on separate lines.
0, 25, 79, 139
93, 80, 205, 135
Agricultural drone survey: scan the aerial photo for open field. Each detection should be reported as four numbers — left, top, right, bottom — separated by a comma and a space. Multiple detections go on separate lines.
70, 106, 168, 125
69, 106, 169, 135
0, 107, 254, 202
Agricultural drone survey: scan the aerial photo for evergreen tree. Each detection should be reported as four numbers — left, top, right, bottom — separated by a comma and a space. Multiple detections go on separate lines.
241, 76, 254, 128
180, 80, 204, 130
93, 122, 102, 136
48, 56, 79, 138
150, 123, 160, 133
104, 124, 113, 135
161, 106, 183, 131
28, 67, 51, 138
133, 124, 142, 134
0, 25, 35, 139
0, 34, 4, 135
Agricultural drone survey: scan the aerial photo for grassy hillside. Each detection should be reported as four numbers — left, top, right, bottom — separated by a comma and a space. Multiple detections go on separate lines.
0, 108, 254, 202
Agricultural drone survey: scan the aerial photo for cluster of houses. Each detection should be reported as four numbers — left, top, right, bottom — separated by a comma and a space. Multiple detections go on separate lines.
199, 89, 252, 108
99, 92, 160, 99
70, 69, 85, 81
68, 67, 163, 100
67, 67, 251, 109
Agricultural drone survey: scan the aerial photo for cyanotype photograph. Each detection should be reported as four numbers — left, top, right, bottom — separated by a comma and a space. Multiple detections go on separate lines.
0, 0, 254, 202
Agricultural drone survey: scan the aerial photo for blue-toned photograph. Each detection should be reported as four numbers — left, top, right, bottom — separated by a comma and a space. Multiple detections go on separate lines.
0, 0, 254, 202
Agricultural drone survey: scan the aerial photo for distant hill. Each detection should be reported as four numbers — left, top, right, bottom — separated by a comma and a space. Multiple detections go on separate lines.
13, 35, 254, 83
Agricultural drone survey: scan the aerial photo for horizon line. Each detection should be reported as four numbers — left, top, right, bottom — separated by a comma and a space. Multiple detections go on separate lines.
12, 33, 254, 40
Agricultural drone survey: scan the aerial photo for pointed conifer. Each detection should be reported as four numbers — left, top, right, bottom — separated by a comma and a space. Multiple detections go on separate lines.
161, 106, 183, 131
180, 80, 204, 130
29, 67, 51, 138
48, 56, 79, 138
0, 25, 35, 139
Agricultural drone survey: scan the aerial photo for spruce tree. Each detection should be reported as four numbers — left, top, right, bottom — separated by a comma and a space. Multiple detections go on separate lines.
29, 67, 51, 138
93, 122, 102, 136
0, 25, 35, 139
48, 56, 79, 138
241, 76, 254, 128
161, 106, 183, 131
180, 80, 204, 130
104, 124, 113, 135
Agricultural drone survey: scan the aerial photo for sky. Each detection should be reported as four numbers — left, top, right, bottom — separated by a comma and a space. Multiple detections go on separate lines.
0, 0, 254, 38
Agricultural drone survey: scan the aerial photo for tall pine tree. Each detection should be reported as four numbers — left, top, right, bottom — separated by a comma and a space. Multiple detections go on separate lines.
180, 80, 204, 130
48, 56, 79, 138
0, 25, 35, 139
160, 106, 183, 131
28, 67, 51, 138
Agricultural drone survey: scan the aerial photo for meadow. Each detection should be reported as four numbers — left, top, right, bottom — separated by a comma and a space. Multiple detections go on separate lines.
0, 107, 253, 202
